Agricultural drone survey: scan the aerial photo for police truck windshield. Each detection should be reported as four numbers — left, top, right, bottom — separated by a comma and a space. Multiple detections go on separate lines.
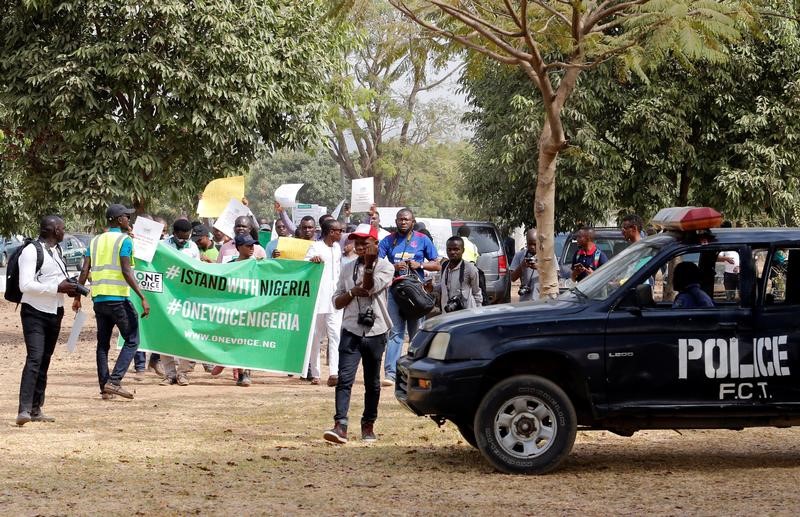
569, 235, 675, 301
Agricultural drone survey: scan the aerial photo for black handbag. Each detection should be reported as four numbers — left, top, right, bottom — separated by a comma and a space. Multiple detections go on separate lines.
391, 273, 435, 320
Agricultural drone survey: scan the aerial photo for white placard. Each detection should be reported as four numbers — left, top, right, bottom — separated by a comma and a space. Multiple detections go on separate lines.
274, 183, 304, 209
376, 206, 405, 226
331, 200, 346, 220
65, 310, 88, 353
132, 217, 165, 262
292, 203, 321, 226
213, 198, 255, 239
416, 217, 453, 255
350, 177, 375, 213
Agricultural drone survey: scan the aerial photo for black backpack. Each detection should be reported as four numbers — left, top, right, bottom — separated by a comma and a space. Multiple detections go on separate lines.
4, 239, 45, 304
391, 274, 435, 320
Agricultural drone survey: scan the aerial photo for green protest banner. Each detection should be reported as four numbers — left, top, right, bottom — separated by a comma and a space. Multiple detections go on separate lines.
128, 245, 322, 375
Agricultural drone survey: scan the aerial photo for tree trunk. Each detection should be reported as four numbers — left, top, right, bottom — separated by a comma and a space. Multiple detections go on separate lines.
535, 121, 561, 299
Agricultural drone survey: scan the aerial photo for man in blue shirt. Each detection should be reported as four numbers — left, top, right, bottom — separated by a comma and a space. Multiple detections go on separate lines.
378, 208, 440, 385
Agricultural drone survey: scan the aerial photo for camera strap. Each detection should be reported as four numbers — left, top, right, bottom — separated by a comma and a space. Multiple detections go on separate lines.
40, 239, 69, 281
441, 260, 465, 299
351, 258, 366, 313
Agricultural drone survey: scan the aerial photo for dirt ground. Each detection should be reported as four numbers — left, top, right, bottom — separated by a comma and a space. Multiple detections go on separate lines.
2, 299, 800, 516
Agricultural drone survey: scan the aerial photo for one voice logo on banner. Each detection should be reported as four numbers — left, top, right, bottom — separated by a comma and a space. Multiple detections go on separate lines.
136, 271, 164, 293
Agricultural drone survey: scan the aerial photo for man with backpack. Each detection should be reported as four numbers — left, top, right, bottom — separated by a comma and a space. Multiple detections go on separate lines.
11, 215, 79, 426
570, 227, 608, 282
377, 208, 440, 386
73, 203, 150, 400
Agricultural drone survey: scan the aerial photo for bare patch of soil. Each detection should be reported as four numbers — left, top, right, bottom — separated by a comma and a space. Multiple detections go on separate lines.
1, 299, 799, 515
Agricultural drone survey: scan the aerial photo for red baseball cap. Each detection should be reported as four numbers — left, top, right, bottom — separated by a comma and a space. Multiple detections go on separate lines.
347, 223, 379, 240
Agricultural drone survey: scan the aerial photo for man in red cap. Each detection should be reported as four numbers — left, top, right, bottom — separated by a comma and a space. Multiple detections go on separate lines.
323, 224, 394, 444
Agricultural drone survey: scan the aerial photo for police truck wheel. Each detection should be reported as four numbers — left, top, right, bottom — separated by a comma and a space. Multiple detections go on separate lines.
474, 375, 576, 474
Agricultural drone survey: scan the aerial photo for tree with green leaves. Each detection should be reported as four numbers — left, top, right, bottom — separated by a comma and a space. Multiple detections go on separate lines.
390, 0, 753, 297
461, 4, 799, 229
326, 0, 463, 205
0, 0, 349, 234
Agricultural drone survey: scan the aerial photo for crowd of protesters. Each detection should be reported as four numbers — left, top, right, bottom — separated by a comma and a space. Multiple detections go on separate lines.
12, 199, 648, 443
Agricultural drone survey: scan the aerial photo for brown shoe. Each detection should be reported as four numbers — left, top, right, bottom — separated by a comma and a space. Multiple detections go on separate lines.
361, 422, 377, 442
326, 375, 338, 387
310, 377, 320, 385
176, 374, 189, 386
148, 359, 165, 377
103, 382, 134, 399
101, 393, 116, 400
323, 422, 348, 444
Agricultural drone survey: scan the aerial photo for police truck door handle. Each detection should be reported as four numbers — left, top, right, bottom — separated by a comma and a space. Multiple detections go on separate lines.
719, 322, 737, 329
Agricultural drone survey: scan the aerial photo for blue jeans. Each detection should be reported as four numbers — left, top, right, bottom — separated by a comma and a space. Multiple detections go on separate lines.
335, 329, 386, 426
133, 351, 146, 372
385, 291, 422, 379
95, 300, 140, 390
133, 352, 160, 372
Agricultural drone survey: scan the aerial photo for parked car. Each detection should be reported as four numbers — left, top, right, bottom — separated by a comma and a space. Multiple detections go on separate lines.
558, 227, 631, 284
62, 234, 87, 271
0, 235, 25, 267
71, 233, 94, 248
451, 221, 510, 304
396, 207, 800, 474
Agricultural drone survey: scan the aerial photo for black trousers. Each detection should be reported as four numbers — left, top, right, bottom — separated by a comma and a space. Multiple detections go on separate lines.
334, 329, 387, 426
19, 303, 64, 414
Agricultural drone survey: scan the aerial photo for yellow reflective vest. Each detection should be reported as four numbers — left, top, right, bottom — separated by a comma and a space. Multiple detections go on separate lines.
90, 231, 133, 298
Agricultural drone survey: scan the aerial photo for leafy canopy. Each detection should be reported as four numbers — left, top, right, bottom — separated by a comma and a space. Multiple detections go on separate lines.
0, 0, 349, 234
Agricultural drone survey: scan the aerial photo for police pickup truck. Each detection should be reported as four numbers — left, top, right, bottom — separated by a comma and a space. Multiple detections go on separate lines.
396, 207, 800, 474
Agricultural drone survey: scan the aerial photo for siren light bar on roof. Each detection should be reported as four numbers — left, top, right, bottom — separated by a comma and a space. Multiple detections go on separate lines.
651, 207, 723, 232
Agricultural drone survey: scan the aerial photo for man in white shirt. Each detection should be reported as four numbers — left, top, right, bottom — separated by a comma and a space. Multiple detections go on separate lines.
16, 215, 79, 426
158, 219, 200, 386
304, 219, 344, 386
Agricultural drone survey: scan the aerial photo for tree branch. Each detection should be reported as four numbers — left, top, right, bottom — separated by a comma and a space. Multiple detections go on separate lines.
390, 1, 523, 65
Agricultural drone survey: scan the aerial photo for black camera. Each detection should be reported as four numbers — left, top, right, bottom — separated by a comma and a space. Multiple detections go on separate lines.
68, 277, 90, 297
524, 252, 537, 265
518, 285, 532, 297
357, 307, 375, 328
444, 296, 465, 313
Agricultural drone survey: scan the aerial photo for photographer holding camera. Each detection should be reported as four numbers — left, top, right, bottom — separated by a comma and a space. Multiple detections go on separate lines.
15, 215, 81, 426
323, 224, 394, 445
510, 229, 557, 301
428, 236, 482, 312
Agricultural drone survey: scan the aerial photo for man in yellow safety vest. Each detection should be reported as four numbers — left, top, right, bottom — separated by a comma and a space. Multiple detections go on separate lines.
74, 204, 150, 400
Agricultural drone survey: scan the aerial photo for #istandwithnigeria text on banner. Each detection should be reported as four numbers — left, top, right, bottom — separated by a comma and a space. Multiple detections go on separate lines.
127, 245, 322, 375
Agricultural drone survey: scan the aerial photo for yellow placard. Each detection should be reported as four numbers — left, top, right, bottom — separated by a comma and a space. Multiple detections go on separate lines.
276, 237, 312, 260
196, 176, 245, 217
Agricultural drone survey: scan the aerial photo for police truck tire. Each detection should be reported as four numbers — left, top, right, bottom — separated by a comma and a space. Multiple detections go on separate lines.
474, 375, 576, 474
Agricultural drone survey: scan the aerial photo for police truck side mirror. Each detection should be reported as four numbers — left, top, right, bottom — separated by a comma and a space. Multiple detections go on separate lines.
634, 284, 655, 307
618, 284, 654, 312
